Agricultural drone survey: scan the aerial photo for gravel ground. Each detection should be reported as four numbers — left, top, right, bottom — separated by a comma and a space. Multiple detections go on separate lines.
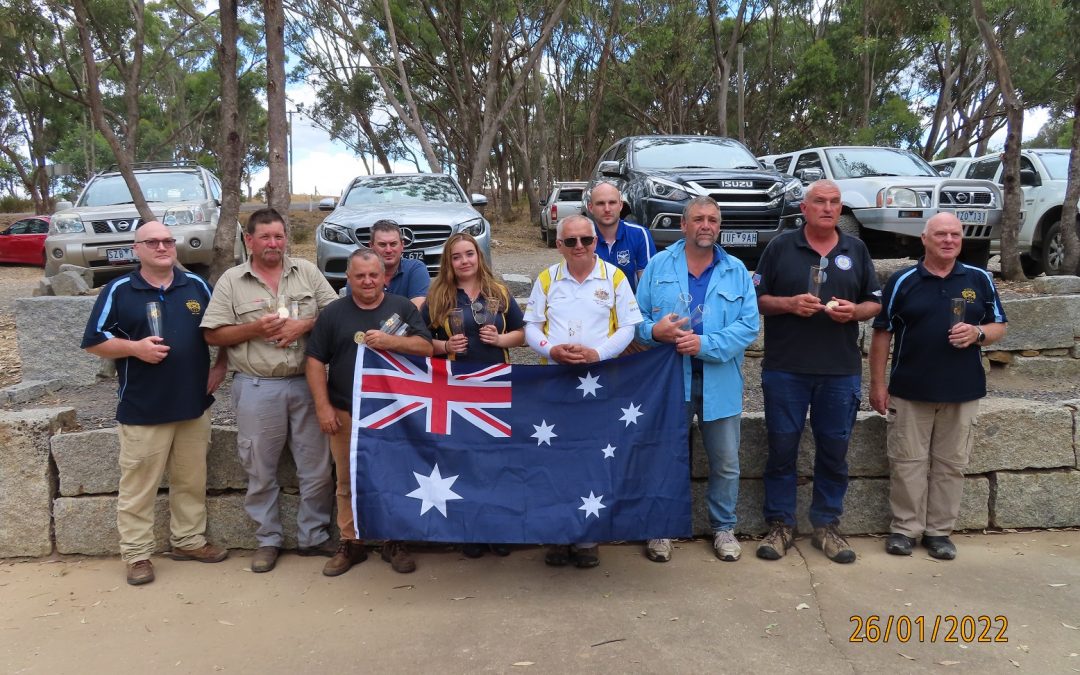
2, 208, 1077, 431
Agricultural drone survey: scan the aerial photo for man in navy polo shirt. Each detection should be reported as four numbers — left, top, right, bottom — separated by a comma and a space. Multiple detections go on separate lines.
82, 221, 229, 586
341, 219, 430, 306
589, 182, 656, 292
754, 179, 882, 564
869, 213, 1007, 560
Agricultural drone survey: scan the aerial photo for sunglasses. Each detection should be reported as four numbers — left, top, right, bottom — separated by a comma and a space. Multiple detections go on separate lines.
559, 236, 595, 248
135, 238, 177, 249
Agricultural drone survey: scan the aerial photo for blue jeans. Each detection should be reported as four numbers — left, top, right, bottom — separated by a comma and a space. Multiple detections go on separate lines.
689, 372, 740, 532
761, 369, 861, 528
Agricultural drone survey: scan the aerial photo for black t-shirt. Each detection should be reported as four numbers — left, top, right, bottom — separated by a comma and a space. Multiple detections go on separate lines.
873, 260, 1007, 402
421, 288, 525, 364
306, 293, 431, 410
754, 227, 881, 375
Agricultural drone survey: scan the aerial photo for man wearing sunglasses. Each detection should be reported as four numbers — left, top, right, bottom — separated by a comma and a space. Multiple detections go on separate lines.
82, 221, 229, 585
753, 180, 882, 564
524, 214, 643, 568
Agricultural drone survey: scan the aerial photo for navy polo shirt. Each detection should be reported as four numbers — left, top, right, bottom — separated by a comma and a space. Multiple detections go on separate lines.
421, 288, 526, 364
754, 227, 881, 375
387, 257, 431, 298
594, 220, 657, 292
874, 260, 1006, 402
687, 249, 720, 374
81, 266, 214, 425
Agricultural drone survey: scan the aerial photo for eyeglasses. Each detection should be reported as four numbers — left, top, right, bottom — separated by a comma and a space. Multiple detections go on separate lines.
559, 236, 595, 248
135, 238, 177, 249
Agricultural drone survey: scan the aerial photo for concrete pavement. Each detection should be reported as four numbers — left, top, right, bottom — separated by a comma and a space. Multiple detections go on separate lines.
1, 531, 1078, 673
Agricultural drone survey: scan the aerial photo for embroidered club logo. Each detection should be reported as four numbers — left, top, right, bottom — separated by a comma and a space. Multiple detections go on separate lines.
962, 288, 977, 302
186, 299, 202, 315
835, 255, 853, 271
617, 250, 631, 266
594, 289, 611, 302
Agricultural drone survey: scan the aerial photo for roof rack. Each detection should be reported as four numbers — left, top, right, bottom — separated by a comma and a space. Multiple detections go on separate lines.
102, 160, 199, 173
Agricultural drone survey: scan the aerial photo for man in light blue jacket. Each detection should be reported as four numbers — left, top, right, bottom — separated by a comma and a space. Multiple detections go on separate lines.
635, 196, 759, 563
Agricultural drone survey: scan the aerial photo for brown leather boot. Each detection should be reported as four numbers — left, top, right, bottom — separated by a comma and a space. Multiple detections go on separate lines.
323, 540, 368, 577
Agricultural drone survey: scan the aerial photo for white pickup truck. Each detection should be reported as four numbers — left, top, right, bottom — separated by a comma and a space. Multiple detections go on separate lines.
932, 149, 1074, 276
761, 146, 1003, 268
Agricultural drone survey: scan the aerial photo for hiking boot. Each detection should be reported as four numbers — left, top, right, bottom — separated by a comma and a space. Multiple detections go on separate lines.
323, 540, 367, 577
756, 521, 795, 560
167, 542, 228, 563
489, 544, 512, 557
922, 535, 957, 560
126, 559, 154, 586
461, 544, 485, 559
885, 533, 916, 556
645, 538, 672, 563
544, 544, 570, 567
571, 545, 600, 568
713, 530, 741, 562
251, 546, 279, 573
381, 541, 416, 574
812, 524, 856, 564
297, 539, 338, 557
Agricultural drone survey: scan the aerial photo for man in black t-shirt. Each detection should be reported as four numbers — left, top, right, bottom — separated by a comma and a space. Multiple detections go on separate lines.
306, 249, 431, 577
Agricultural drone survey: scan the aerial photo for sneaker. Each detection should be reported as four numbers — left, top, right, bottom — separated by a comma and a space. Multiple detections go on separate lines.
297, 539, 338, 557
126, 559, 154, 586
812, 524, 856, 564
251, 546, 279, 573
713, 530, 741, 562
544, 544, 570, 567
645, 538, 672, 563
885, 533, 916, 556
381, 541, 416, 573
756, 521, 795, 560
167, 542, 228, 563
571, 545, 600, 568
323, 540, 368, 577
922, 535, 957, 560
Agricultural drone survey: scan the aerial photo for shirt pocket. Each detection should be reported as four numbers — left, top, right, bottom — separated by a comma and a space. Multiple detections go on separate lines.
236, 298, 268, 322
650, 278, 681, 319
710, 288, 747, 326
286, 290, 317, 319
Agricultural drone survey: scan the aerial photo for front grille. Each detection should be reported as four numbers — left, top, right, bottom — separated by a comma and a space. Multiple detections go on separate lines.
352, 224, 454, 248
963, 224, 994, 238
940, 190, 994, 206
717, 212, 786, 230
89, 217, 142, 234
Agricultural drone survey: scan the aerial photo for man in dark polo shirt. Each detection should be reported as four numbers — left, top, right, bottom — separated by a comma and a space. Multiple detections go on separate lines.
82, 221, 229, 586
753, 179, 882, 564
306, 248, 432, 576
869, 213, 1007, 560
342, 219, 430, 307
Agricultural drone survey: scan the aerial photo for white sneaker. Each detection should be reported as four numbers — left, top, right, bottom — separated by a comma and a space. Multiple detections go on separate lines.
645, 538, 672, 562
713, 530, 741, 561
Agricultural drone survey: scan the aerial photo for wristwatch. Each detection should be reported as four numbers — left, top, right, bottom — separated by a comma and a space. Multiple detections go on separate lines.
976, 327, 986, 344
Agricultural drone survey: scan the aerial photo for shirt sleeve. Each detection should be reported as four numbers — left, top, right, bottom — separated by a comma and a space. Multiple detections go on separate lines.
856, 241, 882, 304
402, 299, 432, 339
753, 238, 778, 297
872, 271, 900, 331
634, 261, 660, 346
305, 306, 333, 362
979, 271, 1008, 325
406, 261, 431, 298
308, 262, 341, 309
200, 269, 238, 329
503, 293, 525, 332
637, 228, 657, 270
81, 280, 121, 348
697, 268, 760, 363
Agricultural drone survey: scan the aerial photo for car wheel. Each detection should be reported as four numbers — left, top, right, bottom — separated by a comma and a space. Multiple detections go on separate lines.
958, 239, 990, 269
837, 214, 860, 239
1042, 220, 1067, 276
545, 223, 556, 248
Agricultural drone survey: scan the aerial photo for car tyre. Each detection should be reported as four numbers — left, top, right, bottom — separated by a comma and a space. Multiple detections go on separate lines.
1020, 253, 1044, 278
544, 223, 556, 248
1042, 220, 1067, 276
837, 214, 861, 239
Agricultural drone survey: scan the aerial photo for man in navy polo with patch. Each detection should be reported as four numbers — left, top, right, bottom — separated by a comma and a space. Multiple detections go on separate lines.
869, 213, 1006, 561
588, 181, 656, 292
754, 179, 882, 565
82, 221, 229, 586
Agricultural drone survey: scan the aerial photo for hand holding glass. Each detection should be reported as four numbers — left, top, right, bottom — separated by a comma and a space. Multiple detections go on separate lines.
145, 302, 164, 338
950, 298, 966, 328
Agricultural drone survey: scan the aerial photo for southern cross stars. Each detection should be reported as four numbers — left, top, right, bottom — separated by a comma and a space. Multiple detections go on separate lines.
531, 420, 557, 446
576, 371, 602, 397
619, 402, 643, 427
578, 491, 606, 518
406, 464, 462, 517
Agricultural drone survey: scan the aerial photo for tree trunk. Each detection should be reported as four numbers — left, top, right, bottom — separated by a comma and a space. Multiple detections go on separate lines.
973, 0, 1023, 280
1060, 78, 1080, 275
582, 0, 619, 172
211, 0, 242, 283
706, 0, 729, 136
264, 0, 289, 213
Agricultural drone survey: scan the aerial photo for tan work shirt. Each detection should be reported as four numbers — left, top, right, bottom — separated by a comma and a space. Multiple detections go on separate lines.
201, 255, 338, 377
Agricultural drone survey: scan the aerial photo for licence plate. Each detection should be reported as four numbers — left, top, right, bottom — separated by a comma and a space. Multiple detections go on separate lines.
720, 231, 758, 247
403, 250, 425, 260
106, 246, 135, 264
955, 209, 987, 225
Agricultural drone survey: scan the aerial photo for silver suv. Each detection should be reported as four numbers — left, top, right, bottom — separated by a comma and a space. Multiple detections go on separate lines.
46, 161, 242, 283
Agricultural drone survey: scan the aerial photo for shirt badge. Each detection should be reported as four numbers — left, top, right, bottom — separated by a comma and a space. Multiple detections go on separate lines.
962, 288, 977, 302
594, 289, 611, 302
617, 250, 631, 266
835, 255, 853, 271
186, 299, 202, 315
752, 273, 761, 286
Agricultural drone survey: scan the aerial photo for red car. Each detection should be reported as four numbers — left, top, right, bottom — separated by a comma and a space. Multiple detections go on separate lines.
0, 216, 50, 266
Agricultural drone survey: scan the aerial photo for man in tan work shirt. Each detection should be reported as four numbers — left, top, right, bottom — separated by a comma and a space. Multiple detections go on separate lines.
202, 207, 339, 573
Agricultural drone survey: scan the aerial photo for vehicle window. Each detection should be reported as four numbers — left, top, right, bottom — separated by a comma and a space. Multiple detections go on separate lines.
29, 219, 49, 234
824, 148, 935, 178
630, 137, 758, 170
613, 142, 628, 163
341, 175, 466, 207
79, 171, 207, 207
933, 161, 955, 176
1036, 152, 1068, 181
794, 152, 824, 173
965, 159, 1000, 181
772, 156, 793, 174
8, 221, 30, 234
558, 188, 584, 202
209, 174, 222, 200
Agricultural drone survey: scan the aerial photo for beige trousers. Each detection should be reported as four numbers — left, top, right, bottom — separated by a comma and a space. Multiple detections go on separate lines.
117, 412, 211, 562
328, 408, 359, 541
886, 397, 979, 538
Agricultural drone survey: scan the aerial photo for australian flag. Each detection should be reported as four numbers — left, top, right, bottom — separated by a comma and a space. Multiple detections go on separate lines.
349, 345, 690, 543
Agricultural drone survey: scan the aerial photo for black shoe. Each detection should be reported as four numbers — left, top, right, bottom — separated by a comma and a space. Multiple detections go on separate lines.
885, 533, 916, 556
489, 544, 511, 557
571, 545, 600, 568
922, 535, 957, 560
544, 544, 570, 567
461, 544, 485, 559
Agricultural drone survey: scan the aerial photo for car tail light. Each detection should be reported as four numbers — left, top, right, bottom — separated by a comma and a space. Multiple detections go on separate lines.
550, 204, 557, 221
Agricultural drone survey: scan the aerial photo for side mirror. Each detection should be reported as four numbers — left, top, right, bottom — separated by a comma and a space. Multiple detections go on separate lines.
471, 194, 488, 208
1019, 169, 1042, 188
54, 200, 73, 213
796, 168, 823, 183
762, 162, 776, 171
598, 160, 622, 177
318, 197, 337, 211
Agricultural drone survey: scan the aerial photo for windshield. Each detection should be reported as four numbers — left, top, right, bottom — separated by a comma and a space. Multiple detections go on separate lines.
79, 172, 206, 207
631, 138, 760, 170
342, 175, 465, 206
1036, 152, 1069, 181
824, 148, 936, 179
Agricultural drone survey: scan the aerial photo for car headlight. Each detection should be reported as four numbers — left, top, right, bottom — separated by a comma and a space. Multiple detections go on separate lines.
879, 187, 920, 208
646, 177, 691, 201
50, 213, 85, 234
768, 178, 804, 201
163, 206, 211, 226
454, 218, 486, 237
320, 224, 354, 245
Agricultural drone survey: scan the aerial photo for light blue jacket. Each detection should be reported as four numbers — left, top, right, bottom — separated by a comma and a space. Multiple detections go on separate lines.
635, 239, 759, 421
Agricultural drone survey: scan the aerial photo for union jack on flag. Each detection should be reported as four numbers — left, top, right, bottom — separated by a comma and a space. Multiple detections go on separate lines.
356, 348, 512, 437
